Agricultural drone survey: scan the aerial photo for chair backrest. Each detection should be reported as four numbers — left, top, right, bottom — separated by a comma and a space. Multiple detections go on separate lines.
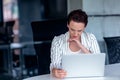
104, 36, 120, 64
31, 19, 67, 41
31, 19, 67, 75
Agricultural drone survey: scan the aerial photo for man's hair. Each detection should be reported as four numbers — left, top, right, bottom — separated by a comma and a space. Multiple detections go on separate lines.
67, 9, 88, 27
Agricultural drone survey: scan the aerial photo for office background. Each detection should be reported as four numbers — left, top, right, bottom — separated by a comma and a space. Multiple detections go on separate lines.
18, 0, 120, 55
0, 0, 120, 79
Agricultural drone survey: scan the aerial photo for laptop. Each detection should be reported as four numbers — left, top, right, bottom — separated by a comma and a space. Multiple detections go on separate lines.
62, 53, 106, 78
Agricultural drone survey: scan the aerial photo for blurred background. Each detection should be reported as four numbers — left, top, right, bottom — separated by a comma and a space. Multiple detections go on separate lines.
0, 0, 120, 80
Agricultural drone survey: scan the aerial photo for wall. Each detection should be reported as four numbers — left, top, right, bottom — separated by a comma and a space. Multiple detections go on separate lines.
67, 0, 82, 14
83, 0, 120, 52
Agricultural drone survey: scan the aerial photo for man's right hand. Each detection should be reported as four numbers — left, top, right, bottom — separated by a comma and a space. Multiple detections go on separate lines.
52, 68, 67, 79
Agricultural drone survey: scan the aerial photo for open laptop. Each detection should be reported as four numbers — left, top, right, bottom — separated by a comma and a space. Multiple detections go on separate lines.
62, 53, 106, 78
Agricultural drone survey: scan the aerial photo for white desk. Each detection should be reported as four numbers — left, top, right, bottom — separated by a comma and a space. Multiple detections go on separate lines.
105, 63, 120, 76
23, 63, 120, 80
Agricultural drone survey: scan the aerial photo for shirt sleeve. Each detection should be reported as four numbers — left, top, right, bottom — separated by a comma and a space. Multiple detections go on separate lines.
89, 33, 101, 53
50, 36, 62, 72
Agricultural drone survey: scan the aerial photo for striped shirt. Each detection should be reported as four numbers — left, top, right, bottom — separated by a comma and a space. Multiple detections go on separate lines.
50, 31, 100, 71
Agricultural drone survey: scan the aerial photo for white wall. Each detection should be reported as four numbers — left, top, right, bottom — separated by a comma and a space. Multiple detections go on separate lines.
67, 0, 82, 14
83, 0, 120, 47
83, 0, 104, 15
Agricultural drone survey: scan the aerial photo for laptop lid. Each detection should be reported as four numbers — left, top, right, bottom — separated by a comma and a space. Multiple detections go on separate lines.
62, 53, 106, 78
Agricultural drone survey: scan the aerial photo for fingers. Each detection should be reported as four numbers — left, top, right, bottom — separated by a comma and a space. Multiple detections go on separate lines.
56, 69, 67, 78
68, 37, 79, 41
53, 69, 67, 79
68, 38, 76, 42
57, 69, 66, 75
68, 38, 80, 45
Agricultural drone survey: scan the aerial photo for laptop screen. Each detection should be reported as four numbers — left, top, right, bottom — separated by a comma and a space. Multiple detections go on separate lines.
62, 53, 106, 78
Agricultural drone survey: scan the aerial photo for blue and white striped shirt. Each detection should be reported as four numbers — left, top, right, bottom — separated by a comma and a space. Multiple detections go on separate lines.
50, 31, 100, 71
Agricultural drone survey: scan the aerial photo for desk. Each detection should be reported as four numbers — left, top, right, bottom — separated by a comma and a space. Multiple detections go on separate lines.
23, 74, 120, 80
105, 63, 120, 76
23, 63, 120, 80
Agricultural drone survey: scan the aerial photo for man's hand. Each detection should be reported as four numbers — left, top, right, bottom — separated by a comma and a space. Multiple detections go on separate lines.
52, 68, 67, 79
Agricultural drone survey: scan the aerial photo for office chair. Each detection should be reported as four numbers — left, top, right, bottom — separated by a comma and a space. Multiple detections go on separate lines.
31, 19, 67, 75
104, 36, 120, 64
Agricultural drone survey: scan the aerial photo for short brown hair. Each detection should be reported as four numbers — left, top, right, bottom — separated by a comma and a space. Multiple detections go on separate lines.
67, 9, 88, 27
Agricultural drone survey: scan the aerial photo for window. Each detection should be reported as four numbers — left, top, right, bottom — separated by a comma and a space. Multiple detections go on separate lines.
3, 0, 19, 22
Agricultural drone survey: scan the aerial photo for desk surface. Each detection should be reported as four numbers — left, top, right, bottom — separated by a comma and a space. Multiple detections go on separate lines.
23, 74, 120, 80
23, 63, 120, 80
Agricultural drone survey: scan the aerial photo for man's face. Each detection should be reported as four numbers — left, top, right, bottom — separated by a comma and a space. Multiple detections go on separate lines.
67, 20, 85, 40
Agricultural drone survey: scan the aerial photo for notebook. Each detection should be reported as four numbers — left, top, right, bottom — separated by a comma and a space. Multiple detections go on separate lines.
62, 53, 106, 78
